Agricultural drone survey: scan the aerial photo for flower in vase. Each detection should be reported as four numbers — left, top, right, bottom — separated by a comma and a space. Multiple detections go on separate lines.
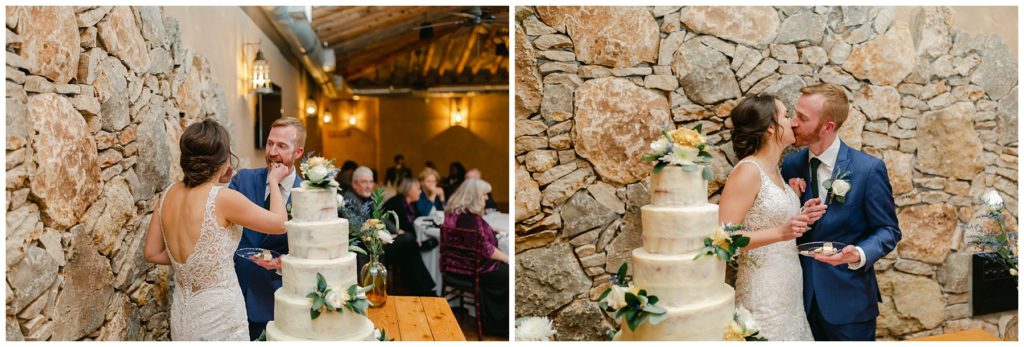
376, 229, 394, 244
982, 190, 1005, 213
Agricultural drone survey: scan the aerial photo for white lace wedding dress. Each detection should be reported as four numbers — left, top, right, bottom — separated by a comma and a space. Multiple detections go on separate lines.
161, 184, 249, 341
731, 160, 814, 341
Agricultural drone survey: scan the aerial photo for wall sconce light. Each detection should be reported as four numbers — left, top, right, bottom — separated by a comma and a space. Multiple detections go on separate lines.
305, 99, 317, 117
323, 110, 332, 124
247, 42, 272, 94
348, 116, 357, 126
450, 97, 468, 128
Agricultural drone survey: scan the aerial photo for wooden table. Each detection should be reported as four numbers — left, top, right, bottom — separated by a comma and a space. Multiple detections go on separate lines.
367, 296, 466, 341
909, 328, 1001, 341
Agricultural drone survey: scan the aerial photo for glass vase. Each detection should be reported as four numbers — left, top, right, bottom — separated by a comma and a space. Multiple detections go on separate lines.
360, 255, 388, 307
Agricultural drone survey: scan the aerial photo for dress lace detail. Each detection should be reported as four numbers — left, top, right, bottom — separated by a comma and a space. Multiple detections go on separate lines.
731, 160, 814, 341
162, 184, 248, 341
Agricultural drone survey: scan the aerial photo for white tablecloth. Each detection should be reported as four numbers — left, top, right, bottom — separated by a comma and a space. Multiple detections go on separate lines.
413, 212, 509, 296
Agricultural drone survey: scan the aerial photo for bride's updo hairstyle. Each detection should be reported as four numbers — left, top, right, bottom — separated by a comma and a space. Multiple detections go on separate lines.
180, 119, 237, 187
730, 94, 783, 159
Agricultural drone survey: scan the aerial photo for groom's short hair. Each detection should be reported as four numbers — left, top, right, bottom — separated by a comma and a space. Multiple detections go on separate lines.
270, 117, 306, 148
800, 84, 849, 129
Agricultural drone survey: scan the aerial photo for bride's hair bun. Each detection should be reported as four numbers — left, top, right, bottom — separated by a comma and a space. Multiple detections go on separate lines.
179, 119, 233, 187
730, 94, 782, 159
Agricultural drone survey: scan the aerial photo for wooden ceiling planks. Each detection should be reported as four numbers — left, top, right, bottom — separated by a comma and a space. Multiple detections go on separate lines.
309, 6, 508, 90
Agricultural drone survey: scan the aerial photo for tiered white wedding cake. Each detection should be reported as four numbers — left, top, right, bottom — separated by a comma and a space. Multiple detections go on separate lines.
615, 165, 735, 341
265, 187, 377, 341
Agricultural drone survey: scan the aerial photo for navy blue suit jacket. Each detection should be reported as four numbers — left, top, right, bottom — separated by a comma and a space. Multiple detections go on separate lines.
229, 168, 300, 323
781, 141, 901, 325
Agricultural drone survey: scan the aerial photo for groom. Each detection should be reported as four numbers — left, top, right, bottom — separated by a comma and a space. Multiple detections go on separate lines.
781, 84, 901, 341
230, 117, 306, 340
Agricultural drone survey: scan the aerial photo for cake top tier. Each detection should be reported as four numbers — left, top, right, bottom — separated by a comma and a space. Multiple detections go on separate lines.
649, 165, 709, 207
290, 187, 339, 222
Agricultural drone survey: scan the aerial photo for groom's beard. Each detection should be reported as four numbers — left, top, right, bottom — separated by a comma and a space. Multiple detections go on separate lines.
795, 121, 827, 147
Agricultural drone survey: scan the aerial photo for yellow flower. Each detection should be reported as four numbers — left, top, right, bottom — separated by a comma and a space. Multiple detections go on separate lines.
362, 219, 384, 231
668, 128, 705, 148
712, 227, 732, 249
307, 156, 329, 168
724, 320, 746, 341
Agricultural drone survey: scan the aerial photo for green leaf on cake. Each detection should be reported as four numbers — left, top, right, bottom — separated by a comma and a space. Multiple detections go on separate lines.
615, 263, 628, 285
310, 308, 321, 319
316, 273, 327, 293
653, 162, 668, 174
702, 166, 714, 181
693, 123, 703, 134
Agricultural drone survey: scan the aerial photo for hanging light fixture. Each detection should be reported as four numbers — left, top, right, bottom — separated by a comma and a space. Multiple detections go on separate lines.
323, 110, 332, 124
251, 48, 272, 94
305, 99, 317, 117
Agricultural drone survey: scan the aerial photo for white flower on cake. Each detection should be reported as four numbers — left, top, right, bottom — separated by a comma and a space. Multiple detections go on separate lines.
515, 316, 557, 341
725, 305, 766, 341
660, 144, 699, 166
298, 154, 340, 189
982, 190, 1004, 213
324, 287, 347, 309
336, 194, 346, 209
650, 138, 671, 154
601, 285, 632, 310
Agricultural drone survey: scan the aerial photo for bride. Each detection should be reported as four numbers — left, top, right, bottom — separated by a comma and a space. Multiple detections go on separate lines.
143, 119, 290, 340
718, 94, 826, 341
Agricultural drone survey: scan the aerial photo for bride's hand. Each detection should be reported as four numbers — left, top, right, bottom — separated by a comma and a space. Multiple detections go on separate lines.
802, 198, 828, 224
779, 214, 810, 241
788, 178, 807, 195
268, 162, 290, 185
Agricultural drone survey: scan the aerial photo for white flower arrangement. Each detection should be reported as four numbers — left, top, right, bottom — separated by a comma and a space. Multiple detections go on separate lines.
514, 316, 557, 341
642, 124, 714, 180
298, 154, 340, 189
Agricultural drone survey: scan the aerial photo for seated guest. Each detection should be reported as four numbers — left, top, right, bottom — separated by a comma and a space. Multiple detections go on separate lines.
337, 160, 358, 192
465, 168, 499, 212
441, 178, 509, 338
415, 167, 446, 216
341, 166, 375, 270
442, 161, 466, 198
382, 179, 435, 296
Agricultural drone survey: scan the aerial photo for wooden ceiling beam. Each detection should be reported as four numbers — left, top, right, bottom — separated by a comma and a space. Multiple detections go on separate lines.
454, 26, 480, 76
420, 41, 436, 77
311, 7, 378, 30
436, 35, 457, 77
326, 7, 459, 53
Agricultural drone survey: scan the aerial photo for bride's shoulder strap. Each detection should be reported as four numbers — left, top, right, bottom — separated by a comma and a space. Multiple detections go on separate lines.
733, 159, 765, 175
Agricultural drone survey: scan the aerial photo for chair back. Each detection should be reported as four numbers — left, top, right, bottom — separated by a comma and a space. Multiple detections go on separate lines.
440, 225, 483, 277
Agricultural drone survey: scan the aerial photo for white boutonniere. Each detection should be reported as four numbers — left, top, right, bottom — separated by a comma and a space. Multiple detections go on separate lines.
823, 169, 851, 204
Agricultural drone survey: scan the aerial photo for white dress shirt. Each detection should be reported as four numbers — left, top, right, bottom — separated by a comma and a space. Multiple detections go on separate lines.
809, 137, 867, 270
265, 169, 298, 202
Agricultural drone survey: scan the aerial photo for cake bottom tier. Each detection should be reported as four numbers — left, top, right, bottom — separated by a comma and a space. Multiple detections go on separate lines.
614, 287, 735, 341
268, 289, 376, 340
265, 320, 376, 341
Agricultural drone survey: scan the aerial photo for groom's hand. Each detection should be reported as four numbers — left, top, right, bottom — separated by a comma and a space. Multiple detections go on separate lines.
813, 245, 861, 266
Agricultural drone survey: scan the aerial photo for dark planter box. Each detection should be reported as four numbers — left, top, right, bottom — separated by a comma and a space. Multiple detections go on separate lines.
970, 252, 1018, 316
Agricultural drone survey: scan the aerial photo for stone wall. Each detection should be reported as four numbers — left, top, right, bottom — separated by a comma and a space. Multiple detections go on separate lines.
7, 6, 233, 340
513, 6, 1018, 341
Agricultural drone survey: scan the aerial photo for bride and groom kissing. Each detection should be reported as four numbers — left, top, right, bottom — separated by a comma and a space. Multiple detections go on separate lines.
143, 117, 308, 340
718, 83, 902, 341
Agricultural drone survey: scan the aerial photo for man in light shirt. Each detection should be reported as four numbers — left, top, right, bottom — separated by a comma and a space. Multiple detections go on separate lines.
783, 84, 902, 341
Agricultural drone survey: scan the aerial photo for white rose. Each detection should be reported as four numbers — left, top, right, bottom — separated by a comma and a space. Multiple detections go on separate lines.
649, 138, 671, 155
307, 166, 329, 183
831, 179, 851, 196
336, 194, 346, 209
377, 229, 395, 244
982, 190, 1004, 212
324, 288, 347, 309
660, 144, 699, 166
602, 285, 629, 310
